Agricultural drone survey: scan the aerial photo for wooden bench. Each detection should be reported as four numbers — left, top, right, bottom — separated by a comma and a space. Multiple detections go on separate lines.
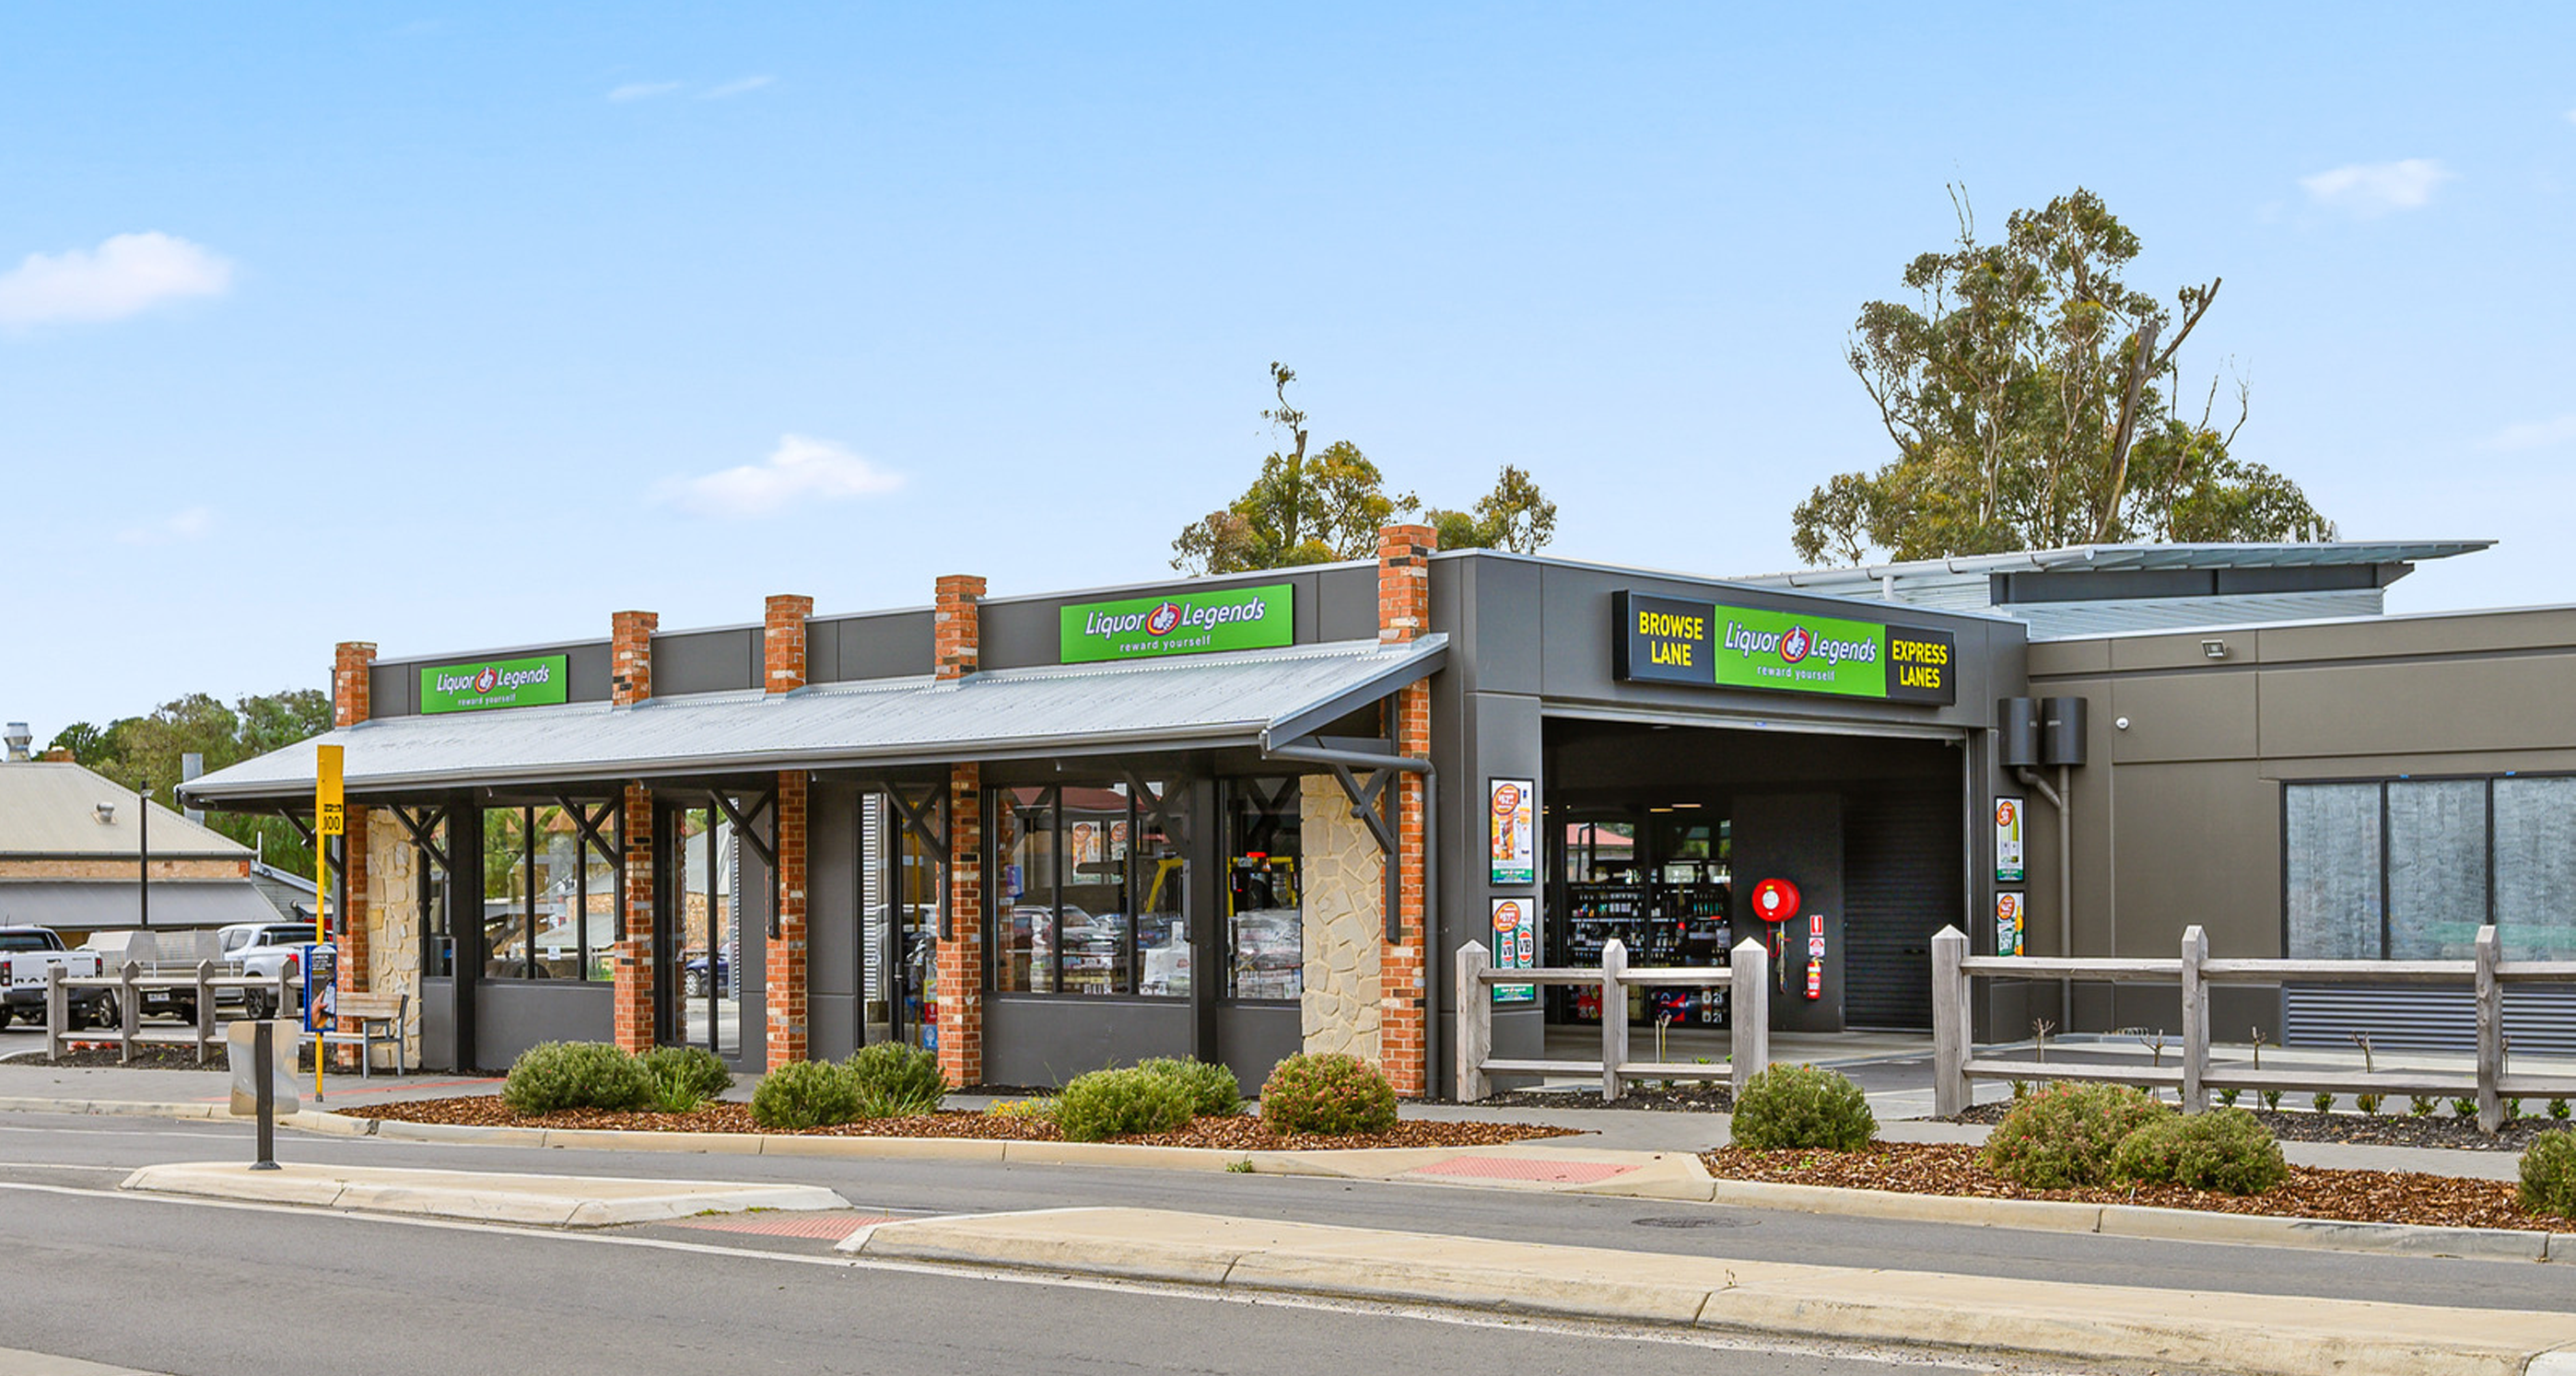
319, 992, 409, 1077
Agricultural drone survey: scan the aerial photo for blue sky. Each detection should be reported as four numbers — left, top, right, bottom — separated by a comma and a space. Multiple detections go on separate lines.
4, 4, 2570, 740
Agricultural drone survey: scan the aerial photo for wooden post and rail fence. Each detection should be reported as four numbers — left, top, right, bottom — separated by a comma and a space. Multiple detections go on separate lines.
1932, 923, 2576, 1132
1455, 937, 1767, 1103
45, 962, 298, 1067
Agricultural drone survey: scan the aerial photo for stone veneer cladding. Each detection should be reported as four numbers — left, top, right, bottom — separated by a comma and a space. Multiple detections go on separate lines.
1297, 775, 1383, 1062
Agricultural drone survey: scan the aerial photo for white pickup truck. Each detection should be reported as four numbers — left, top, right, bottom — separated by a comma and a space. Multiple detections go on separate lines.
0, 927, 111, 1030
217, 922, 334, 1020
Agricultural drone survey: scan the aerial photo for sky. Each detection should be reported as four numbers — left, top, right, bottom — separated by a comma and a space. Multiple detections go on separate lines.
3, 4, 2571, 742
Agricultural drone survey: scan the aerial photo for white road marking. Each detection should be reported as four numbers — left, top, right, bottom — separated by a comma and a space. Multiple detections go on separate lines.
0, 1181, 2060, 1372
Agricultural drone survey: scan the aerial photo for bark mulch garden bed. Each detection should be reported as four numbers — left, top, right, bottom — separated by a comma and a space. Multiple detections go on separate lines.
1479, 1083, 1734, 1114
5, 1044, 339, 1072
1703, 1140, 2558, 1232
1945, 1099, 2569, 1152
340, 1096, 1575, 1151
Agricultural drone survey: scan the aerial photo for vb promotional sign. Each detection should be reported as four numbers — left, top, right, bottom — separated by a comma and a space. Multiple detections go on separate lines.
1489, 778, 1535, 886
1059, 584, 1294, 664
420, 655, 570, 715
1490, 897, 1536, 1003
1612, 591, 1955, 705
1995, 798, 2025, 882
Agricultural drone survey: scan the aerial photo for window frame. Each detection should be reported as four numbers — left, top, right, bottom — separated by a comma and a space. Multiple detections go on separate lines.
2278, 770, 2573, 962
983, 778, 1180, 1000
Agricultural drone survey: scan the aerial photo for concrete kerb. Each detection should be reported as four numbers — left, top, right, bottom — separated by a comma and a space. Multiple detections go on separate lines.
11, 1096, 2572, 1262
843, 1207, 2576, 1376
122, 1160, 849, 1228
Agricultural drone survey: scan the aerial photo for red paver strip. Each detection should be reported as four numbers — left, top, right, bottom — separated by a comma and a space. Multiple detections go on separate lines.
668, 1213, 907, 1240
1409, 1155, 1636, 1184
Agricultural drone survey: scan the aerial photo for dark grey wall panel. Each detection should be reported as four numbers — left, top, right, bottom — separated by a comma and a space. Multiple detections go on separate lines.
806, 784, 866, 1060
979, 600, 1058, 671
984, 997, 1195, 1087
471, 981, 612, 1070
832, 610, 934, 682
419, 976, 455, 1069
369, 664, 416, 718
1212, 1003, 1300, 1090
1316, 566, 1380, 643
565, 643, 613, 702
652, 627, 760, 696
1732, 793, 1844, 1033
1842, 788, 1961, 1030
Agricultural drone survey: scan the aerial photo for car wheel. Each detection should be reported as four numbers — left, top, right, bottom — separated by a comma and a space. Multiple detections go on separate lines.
245, 990, 274, 1020
171, 997, 197, 1025
683, 970, 706, 998
0, 1006, 13, 1031
88, 993, 119, 1030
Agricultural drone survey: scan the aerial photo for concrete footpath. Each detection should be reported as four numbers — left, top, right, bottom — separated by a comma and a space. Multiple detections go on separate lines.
92, 1149, 2576, 1376
837, 1205, 2576, 1376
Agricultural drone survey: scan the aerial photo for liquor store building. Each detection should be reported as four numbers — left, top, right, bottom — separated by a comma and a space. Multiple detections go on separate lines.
184, 523, 2033, 1096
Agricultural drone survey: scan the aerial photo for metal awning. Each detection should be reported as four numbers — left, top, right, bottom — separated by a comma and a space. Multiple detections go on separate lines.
180, 636, 1446, 807
0, 880, 285, 931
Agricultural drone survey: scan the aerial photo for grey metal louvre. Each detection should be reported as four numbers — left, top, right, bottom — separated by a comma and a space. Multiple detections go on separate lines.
181, 636, 1446, 804
2283, 984, 2576, 1057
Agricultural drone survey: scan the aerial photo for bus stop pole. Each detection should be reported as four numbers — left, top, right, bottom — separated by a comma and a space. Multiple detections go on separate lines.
252, 1020, 278, 1171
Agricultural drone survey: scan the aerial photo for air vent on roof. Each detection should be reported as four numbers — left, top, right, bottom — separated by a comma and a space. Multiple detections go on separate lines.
3, 723, 29, 763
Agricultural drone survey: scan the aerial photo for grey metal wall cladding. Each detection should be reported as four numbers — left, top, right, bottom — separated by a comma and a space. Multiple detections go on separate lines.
1843, 790, 1962, 1030
420, 977, 456, 1069
984, 997, 1197, 1088
821, 610, 934, 682
472, 980, 613, 1070
1212, 1002, 1302, 1091
1316, 566, 1381, 644
2284, 985, 2576, 1056
653, 627, 761, 696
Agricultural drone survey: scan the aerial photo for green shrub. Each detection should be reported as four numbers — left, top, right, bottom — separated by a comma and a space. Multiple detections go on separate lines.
2411, 1095, 2438, 1117
2311, 1090, 2336, 1114
638, 1045, 733, 1106
2355, 1092, 2382, 1117
2110, 1108, 2289, 1195
1057, 1066, 1196, 1142
2522, 1129, 2576, 1219
2453, 1097, 2478, 1120
1139, 1056, 1243, 1117
985, 1097, 1058, 1122
2260, 1089, 2282, 1112
1728, 1064, 1877, 1150
2215, 1088, 2240, 1108
2551, 1098, 2570, 1123
1982, 1083, 2172, 1189
2507, 1097, 2525, 1122
752, 1059, 862, 1130
503, 1041, 654, 1114
844, 1042, 947, 1116
1259, 1053, 1399, 1137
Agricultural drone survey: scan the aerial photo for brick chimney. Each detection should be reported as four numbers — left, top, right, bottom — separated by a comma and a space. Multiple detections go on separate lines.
934, 576, 985, 681
1376, 524, 1435, 644
765, 595, 814, 694
611, 612, 658, 705
333, 643, 377, 727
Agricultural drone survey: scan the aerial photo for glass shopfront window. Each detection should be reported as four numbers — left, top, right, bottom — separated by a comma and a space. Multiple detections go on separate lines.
991, 780, 1179, 997
480, 804, 609, 980
2287, 774, 2576, 962
1224, 778, 1302, 1001
419, 812, 452, 977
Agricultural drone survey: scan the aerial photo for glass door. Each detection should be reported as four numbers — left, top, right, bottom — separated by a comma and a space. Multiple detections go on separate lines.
659, 803, 740, 1060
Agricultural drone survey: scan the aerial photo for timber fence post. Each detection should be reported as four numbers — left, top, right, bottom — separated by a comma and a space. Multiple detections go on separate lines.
2180, 925, 2208, 1113
1932, 926, 1968, 1117
2476, 925, 2503, 1134
1456, 940, 1492, 1103
1600, 939, 1628, 1102
1730, 937, 1768, 1100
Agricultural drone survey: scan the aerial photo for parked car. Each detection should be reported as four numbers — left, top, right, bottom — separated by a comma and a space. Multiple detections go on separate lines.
217, 922, 335, 1020
0, 927, 111, 1030
681, 948, 730, 998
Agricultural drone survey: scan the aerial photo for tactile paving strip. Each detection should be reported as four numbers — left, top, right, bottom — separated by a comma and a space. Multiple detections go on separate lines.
1408, 1156, 1634, 1184
667, 1212, 907, 1239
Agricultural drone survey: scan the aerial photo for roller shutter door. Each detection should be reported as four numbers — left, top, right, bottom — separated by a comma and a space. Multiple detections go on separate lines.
1843, 789, 1961, 1030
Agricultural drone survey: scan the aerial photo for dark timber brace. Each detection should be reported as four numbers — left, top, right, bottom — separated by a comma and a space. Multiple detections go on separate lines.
870, 781, 952, 939
553, 797, 624, 947
707, 788, 780, 939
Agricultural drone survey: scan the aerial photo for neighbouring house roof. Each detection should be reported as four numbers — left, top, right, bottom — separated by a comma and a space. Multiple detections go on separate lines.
0, 762, 252, 858
1728, 541, 2493, 638
182, 636, 1448, 806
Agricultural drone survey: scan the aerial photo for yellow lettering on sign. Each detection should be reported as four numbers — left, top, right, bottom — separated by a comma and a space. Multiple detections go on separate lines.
1650, 640, 1693, 666
1899, 665, 1944, 689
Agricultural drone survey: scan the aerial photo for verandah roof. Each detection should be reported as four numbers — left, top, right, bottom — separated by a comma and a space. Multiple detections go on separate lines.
180, 636, 1446, 807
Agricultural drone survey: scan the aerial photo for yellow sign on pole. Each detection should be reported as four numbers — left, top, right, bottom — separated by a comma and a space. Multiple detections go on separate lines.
313, 745, 343, 1097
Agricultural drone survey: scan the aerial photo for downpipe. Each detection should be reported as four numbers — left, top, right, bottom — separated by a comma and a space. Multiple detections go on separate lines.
1260, 736, 1441, 1097
2017, 764, 2073, 1028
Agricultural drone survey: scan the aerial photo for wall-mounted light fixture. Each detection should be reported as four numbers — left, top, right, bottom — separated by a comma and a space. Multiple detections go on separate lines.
2202, 639, 2230, 659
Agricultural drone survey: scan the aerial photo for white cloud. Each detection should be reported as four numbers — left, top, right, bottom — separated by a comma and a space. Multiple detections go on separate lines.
702, 76, 774, 99
2298, 158, 2454, 216
2566, 108, 2576, 125
2490, 414, 2576, 451
653, 435, 903, 519
0, 232, 233, 327
116, 507, 214, 546
607, 81, 683, 102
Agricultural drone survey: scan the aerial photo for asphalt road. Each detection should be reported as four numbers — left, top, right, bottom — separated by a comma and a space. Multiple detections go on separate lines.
1, 1109, 2572, 1376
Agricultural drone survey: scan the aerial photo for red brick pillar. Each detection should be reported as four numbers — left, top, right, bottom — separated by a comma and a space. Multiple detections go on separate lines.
932, 574, 984, 1087
938, 763, 983, 1088
763, 593, 814, 1069
611, 611, 659, 1054
1376, 524, 1436, 1096
615, 783, 656, 1055
330, 642, 376, 1064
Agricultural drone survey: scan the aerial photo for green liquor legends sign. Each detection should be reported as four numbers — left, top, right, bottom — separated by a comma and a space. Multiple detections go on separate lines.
1060, 584, 1295, 664
419, 654, 571, 715
1613, 592, 1956, 705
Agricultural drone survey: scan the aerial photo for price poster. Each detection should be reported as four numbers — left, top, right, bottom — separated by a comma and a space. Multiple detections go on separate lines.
1489, 779, 1535, 886
1996, 892, 2026, 957
1491, 897, 1536, 1003
1995, 798, 2025, 882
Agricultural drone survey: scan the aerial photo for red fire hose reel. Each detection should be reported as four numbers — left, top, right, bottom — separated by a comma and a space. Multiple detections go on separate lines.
1751, 877, 1800, 923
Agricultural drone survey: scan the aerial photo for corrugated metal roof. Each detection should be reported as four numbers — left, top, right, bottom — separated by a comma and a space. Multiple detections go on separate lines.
0, 880, 281, 931
2020, 589, 2387, 638
182, 636, 1446, 803
1732, 540, 2491, 592
0, 763, 252, 858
